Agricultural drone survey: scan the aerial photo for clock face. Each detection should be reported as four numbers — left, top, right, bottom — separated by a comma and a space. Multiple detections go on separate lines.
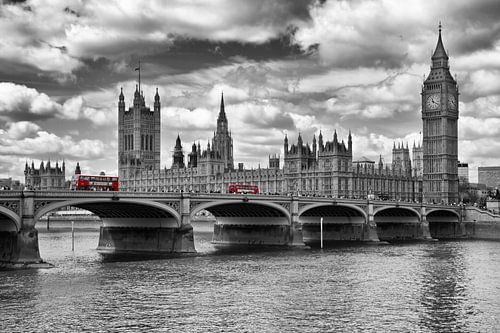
426, 94, 441, 110
448, 95, 456, 109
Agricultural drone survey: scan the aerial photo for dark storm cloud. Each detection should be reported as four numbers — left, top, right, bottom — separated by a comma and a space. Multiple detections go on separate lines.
146, 32, 304, 76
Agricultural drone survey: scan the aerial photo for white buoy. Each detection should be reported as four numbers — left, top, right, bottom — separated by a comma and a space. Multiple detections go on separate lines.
320, 217, 324, 249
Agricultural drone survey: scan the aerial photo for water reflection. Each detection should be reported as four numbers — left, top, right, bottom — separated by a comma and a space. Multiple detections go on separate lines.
419, 242, 472, 332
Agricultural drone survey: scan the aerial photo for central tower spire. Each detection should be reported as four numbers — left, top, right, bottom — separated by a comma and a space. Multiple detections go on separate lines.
218, 91, 227, 123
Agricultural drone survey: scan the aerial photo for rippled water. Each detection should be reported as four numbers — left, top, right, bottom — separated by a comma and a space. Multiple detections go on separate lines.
1, 225, 500, 332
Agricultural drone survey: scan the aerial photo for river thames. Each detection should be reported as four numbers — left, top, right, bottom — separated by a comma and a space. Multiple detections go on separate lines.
1, 225, 499, 332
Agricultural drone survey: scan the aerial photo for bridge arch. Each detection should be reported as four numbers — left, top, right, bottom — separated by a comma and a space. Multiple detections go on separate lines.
373, 206, 421, 220
426, 208, 460, 221
426, 208, 461, 239
299, 203, 367, 244
190, 200, 291, 221
34, 198, 182, 227
0, 207, 20, 232
298, 203, 368, 220
373, 206, 422, 241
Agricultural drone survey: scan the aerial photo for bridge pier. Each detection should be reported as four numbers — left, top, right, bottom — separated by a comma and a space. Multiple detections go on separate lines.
1, 191, 44, 268
290, 198, 304, 246
419, 206, 433, 240
96, 196, 195, 256
363, 202, 380, 242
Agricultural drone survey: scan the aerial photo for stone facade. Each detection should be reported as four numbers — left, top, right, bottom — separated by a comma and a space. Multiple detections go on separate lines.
119, 91, 420, 199
24, 160, 66, 190
118, 86, 161, 189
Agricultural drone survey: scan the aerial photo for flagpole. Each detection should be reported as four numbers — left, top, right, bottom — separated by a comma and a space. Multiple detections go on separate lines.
138, 60, 141, 94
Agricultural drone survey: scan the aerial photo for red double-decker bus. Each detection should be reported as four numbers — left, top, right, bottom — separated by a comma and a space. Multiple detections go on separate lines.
70, 174, 119, 191
227, 184, 259, 194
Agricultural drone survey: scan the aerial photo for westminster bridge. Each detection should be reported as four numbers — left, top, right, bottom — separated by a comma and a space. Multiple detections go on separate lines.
0, 190, 486, 266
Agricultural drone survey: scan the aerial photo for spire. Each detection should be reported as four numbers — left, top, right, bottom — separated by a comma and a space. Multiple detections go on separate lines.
432, 22, 449, 61
119, 87, 124, 100
155, 87, 160, 101
333, 130, 338, 143
218, 91, 227, 122
175, 134, 182, 149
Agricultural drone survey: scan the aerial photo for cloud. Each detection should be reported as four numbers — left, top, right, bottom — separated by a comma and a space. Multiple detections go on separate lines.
0, 122, 113, 179
0, 130, 106, 159
459, 116, 500, 140
0, 82, 60, 120
0, 82, 112, 124
5, 121, 41, 140
0, 0, 313, 79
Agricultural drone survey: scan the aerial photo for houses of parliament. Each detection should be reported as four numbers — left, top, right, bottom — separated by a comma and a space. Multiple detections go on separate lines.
118, 26, 459, 204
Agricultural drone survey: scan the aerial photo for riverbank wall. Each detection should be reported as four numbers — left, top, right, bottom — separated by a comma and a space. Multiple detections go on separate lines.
463, 207, 500, 240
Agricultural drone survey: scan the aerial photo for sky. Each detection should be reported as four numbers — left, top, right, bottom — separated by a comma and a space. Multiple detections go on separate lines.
1, 0, 500, 183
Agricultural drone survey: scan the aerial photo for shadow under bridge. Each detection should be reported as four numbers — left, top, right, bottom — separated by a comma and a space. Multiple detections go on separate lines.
194, 201, 292, 246
193, 201, 290, 225
35, 199, 181, 228
427, 209, 461, 239
299, 204, 367, 243
374, 207, 423, 241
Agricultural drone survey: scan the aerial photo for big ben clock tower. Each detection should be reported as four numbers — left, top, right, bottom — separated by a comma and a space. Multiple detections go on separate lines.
422, 24, 459, 204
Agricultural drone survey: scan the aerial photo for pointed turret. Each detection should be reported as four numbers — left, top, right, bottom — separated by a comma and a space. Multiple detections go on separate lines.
284, 134, 289, 156
318, 130, 323, 152
218, 92, 227, 123
172, 134, 185, 168
333, 130, 338, 143
348, 129, 352, 154
75, 162, 81, 175
175, 134, 182, 149
155, 87, 160, 102
154, 87, 160, 112
431, 22, 449, 69
312, 134, 317, 155
133, 84, 141, 107
432, 23, 448, 60
118, 87, 125, 112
